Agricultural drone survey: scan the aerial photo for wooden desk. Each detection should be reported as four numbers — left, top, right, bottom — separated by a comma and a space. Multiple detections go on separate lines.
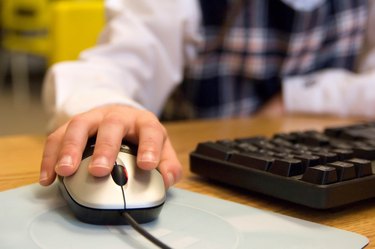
1, 115, 374, 247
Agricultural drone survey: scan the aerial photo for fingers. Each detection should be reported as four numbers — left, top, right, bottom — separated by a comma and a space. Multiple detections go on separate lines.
54, 115, 96, 176
135, 112, 182, 188
39, 105, 183, 188
88, 110, 128, 177
39, 111, 102, 186
136, 112, 166, 171
157, 139, 183, 188
39, 125, 66, 186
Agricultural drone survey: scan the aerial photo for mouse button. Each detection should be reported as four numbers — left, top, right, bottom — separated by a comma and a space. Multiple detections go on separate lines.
117, 152, 136, 175
124, 169, 166, 209
63, 158, 125, 209
63, 157, 91, 192
65, 175, 125, 209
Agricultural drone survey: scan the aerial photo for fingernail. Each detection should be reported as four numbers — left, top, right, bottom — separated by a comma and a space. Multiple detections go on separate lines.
89, 156, 111, 176
39, 170, 48, 183
90, 156, 110, 169
167, 172, 175, 187
55, 155, 73, 172
141, 151, 157, 163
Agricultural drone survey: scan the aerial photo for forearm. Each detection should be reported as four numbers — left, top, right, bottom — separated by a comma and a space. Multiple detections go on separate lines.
42, 0, 202, 130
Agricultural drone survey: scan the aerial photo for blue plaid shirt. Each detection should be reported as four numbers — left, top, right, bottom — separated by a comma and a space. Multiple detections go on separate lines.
161, 0, 368, 120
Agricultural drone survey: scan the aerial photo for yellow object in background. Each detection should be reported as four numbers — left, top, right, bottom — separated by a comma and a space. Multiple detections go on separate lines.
1, 0, 105, 64
0, 0, 105, 106
1, 0, 51, 56
49, 0, 105, 65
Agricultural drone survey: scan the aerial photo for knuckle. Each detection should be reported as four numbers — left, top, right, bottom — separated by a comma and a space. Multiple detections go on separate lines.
160, 124, 168, 137
146, 119, 163, 131
103, 112, 125, 125
69, 114, 89, 125
140, 137, 158, 150
138, 113, 165, 133
94, 140, 119, 156
60, 140, 80, 154
45, 132, 59, 145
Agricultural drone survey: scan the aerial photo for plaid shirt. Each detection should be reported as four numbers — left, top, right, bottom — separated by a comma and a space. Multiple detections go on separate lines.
161, 0, 368, 120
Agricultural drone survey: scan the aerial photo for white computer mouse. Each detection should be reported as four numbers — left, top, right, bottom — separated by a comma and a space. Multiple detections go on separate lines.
58, 140, 166, 225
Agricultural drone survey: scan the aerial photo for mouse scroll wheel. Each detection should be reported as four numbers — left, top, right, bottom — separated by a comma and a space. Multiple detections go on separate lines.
111, 162, 128, 186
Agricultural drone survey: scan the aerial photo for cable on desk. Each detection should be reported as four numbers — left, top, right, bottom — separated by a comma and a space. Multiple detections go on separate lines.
122, 212, 172, 249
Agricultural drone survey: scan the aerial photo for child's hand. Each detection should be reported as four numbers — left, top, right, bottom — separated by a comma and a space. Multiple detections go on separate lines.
39, 104, 182, 188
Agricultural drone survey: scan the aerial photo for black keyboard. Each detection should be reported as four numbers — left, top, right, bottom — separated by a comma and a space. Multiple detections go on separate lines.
189, 121, 375, 209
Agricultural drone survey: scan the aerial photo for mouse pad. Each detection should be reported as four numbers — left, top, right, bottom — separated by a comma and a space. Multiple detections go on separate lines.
0, 183, 369, 249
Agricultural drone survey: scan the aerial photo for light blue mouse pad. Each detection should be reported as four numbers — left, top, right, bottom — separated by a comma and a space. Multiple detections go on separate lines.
0, 183, 369, 249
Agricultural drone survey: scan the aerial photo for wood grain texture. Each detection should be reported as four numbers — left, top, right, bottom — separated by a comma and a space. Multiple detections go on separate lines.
0, 115, 373, 247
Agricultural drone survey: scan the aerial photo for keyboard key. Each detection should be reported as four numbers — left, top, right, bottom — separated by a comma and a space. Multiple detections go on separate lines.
301, 165, 338, 185
352, 146, 375, 160
341, 127, 375, 140
300, 131, 331, 146
311, 151, 338, 164
330, 140, 354, 150
331, 149, 354, 160
234, 143, 259, 153
346, 158, 373, 177
216, 139, 237, 147
229, 153, 274, 171
270, 138, 293, 147
324, 127, 344, 138
292, 154, 320, 169
195, 142, 235, 160
273, 133, 299, 143
326, 161, 356, 181
234, 136, 267, 144
269, 158, 304, 177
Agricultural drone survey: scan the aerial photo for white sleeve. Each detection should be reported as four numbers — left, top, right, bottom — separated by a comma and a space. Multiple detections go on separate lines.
282, 1, 375, 118
42, 0, 201, 130
283, 69, 375, 117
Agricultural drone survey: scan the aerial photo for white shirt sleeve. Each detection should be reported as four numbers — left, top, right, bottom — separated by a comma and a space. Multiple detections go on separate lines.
282, 1, 375, 117
42, 0, 201, 130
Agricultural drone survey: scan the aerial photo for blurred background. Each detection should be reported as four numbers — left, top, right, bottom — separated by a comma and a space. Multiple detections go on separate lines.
0, 0, 104, 135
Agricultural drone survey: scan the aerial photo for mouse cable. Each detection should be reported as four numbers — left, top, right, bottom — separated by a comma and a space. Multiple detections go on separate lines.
122, 212, 172, 249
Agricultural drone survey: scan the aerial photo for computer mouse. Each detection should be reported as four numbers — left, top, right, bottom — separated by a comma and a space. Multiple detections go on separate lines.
58, 138, 166, 225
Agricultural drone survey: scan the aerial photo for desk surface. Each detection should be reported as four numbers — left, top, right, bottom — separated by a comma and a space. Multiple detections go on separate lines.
0, 115, 374, 247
